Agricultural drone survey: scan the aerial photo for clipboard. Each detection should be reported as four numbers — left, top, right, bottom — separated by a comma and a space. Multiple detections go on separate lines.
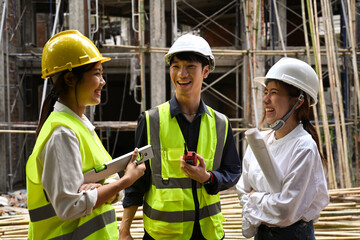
83, 145, 153, 183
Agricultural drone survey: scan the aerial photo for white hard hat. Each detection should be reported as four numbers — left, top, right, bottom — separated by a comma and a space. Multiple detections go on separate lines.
254, 57, 319, 106
165, 34, 215, 72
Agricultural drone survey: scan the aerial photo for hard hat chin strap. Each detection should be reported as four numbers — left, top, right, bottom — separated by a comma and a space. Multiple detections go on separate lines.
270, 91, 304, 130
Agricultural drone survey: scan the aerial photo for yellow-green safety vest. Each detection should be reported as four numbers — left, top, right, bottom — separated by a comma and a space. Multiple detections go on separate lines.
143, 102, 228, 240
26, 112, 118, 240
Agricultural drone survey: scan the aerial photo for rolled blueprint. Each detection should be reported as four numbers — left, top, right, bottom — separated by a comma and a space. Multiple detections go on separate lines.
245, 128, 283, 193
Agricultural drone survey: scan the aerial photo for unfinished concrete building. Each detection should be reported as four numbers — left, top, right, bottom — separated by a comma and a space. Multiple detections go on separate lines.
0, 0, 359, 193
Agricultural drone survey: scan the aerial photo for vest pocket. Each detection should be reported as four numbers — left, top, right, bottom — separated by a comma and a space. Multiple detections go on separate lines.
161, 148, 186, 179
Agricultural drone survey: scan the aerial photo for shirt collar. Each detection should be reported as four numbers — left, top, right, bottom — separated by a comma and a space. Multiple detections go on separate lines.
53, 101, 95, 131
269, 124, 306, 145
169, 95, 211, 118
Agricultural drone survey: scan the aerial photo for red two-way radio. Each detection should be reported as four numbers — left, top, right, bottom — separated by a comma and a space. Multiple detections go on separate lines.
183, 143, 197, 166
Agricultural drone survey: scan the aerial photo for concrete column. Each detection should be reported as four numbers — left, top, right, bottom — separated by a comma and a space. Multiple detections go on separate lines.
69, 0, 85, 34
150, 0, 166, 107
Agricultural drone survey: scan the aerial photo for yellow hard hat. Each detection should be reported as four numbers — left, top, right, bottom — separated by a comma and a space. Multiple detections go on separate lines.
41, 30, 110, 79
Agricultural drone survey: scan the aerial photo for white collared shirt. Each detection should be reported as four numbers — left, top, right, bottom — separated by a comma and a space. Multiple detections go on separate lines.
236, 124, 329, 229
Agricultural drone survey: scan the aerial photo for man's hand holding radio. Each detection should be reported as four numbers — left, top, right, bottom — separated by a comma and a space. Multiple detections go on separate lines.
180, 153, 212, 184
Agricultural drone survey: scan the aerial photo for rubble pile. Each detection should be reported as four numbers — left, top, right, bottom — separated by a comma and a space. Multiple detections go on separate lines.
0, 190, 27, 217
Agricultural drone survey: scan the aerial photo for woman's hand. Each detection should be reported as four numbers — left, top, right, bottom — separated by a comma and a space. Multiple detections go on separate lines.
249, 189, 256, 197
122, 148, 146, 188
78, 183, 102, 193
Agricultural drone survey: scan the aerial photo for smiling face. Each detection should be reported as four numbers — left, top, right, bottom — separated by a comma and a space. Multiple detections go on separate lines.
75, 61, 106, 107
263, 81, 296, 125
170, 56, 209, 99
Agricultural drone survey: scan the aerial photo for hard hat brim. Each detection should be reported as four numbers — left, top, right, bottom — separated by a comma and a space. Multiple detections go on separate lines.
42, 56, 111, 79
164, 51, 215, 72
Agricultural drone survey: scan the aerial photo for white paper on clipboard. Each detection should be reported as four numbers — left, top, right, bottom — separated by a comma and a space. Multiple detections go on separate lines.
83, 145, 153, 183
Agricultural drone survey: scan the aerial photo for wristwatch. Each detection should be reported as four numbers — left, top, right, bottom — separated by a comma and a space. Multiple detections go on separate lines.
204, 171, 213, 185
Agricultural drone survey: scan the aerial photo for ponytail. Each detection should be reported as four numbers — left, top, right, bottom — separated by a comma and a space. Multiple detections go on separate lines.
36, 89, 58, 136
302, 119, 327, 169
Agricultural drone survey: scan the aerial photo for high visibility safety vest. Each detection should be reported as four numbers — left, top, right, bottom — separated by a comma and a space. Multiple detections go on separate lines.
26, 112, 118, 240
143, 102, 228, 240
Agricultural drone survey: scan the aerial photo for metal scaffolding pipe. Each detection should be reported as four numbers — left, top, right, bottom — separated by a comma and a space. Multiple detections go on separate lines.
203, 82, 244, 111
186, 0, 241, 42
0, 0, 7, 44
201, 61, 243, 93
51, 0, 62, 37
39, 0, 62, 120
4, 0, 12, 192
171, 0, 177, 42
272, 0, 287, 56
104, 43, 359, 56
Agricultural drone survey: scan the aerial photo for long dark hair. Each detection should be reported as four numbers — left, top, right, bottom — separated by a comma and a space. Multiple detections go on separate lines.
261, 80, 327, 168
36, 62, 97, 136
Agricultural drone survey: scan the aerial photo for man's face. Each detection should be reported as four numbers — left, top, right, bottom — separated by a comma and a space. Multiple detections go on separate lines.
169, 56, 210, 98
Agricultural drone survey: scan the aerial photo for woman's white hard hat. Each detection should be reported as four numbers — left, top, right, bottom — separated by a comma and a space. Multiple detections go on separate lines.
254, 57, 319, 106
164, 34, 215, 72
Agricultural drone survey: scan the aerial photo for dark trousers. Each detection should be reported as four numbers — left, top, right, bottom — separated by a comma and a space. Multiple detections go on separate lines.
255, 220, 315, 240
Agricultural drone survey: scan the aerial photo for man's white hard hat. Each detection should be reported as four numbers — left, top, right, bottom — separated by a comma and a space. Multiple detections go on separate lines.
164, 34, 215, 72
254, 57, 319, 106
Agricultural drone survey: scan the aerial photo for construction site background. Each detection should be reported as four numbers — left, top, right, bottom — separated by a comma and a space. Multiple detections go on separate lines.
0, 1, 360, 238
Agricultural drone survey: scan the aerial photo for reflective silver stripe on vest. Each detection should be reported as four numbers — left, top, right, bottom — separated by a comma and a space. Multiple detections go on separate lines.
147, 106, 227, 189
213, 110, 226, 170
143, 201, 221, 222
29, 203, 57, 222
152, 174, 202, 189
50, 209, 116, 240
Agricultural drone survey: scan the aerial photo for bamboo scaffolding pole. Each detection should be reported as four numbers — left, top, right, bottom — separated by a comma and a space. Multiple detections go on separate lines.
301, 0, 323, 157
319, 216, 360, 221
0, 130, 35, 134
319, 0, 344, 188
346, 0, 360, 186
307, 0, 336, 188
328, 187, 360, 195
355, 90, 359, 185
320, 0, 351, 188
345, 0, 360, 114
314, 0, 338, 188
